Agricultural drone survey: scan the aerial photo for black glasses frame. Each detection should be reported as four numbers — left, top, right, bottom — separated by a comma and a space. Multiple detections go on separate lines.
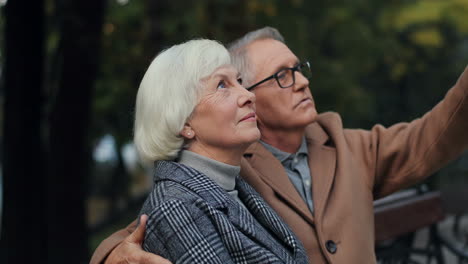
246, 61, 311, 91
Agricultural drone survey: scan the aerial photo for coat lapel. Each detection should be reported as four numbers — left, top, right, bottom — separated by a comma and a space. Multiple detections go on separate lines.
305, 122, 337, 223
155, 161, 230, 209
159, 162, 261, 239
243, 141, 315, 224
157, 161, 297, 261
235, 179, 302, 260
242, 121, 337, 226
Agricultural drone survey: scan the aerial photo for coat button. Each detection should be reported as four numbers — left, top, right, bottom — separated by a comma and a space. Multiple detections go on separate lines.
326, 240, 337, 254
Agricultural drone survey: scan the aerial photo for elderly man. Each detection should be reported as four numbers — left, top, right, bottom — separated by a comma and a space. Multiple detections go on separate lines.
91, 27, 468, 264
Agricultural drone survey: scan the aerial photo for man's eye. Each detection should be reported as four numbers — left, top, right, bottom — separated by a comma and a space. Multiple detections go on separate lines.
277, 70, 288, 80
217, 81, 226, 89
237, 78, 243, 85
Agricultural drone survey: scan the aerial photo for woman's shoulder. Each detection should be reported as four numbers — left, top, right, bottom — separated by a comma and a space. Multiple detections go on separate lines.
141, 160, 230, 217
154, 160, 204, 180
143, 177, 199, 208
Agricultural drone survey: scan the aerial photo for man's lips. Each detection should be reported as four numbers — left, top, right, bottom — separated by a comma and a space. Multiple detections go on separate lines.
295, 98, 312, 108
240, 112, 256, 122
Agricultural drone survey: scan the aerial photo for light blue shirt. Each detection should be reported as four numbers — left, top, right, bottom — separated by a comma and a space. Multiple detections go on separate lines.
261, 138, 314, 212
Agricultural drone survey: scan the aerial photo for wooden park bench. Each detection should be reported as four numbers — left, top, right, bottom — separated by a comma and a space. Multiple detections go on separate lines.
374, 186, 468, 263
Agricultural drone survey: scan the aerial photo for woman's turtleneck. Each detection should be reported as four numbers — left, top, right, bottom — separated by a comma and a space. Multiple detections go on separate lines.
178, 150, 245, 207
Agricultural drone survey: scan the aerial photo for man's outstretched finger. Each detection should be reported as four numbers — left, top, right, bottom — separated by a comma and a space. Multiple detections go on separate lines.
104, 214, 172, 264
128, 214, 148, 245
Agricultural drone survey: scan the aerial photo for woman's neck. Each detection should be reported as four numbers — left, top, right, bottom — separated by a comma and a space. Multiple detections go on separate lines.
187, 143, 247, 166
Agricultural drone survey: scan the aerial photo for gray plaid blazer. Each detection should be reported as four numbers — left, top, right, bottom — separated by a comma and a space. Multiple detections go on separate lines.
140, 161, 308, 264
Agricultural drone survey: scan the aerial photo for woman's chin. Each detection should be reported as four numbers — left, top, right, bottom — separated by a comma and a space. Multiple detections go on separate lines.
245, 129, 261, 144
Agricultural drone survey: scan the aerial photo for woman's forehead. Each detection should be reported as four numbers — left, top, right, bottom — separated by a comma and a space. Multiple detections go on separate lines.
203, 64, 239, 82
213, 64, 238, 74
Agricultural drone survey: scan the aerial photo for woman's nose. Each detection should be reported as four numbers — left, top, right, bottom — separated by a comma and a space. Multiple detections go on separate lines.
238, 84, 256, 106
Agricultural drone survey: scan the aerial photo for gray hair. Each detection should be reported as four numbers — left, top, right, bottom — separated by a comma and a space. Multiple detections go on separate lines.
134, 39, 231, 162
227, 27, 285, 86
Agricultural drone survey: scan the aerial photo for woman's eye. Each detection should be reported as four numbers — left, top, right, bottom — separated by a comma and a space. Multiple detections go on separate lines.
237, 78, 243, 85
217, 80, 226, 89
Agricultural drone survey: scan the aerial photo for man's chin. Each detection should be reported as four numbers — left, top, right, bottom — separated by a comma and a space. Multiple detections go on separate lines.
287, 114, 317, 130
300, 107, 318, 124
304, 111, 318, 127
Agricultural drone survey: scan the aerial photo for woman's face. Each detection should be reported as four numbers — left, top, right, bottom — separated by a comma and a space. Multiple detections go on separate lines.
186, 65, 260, 156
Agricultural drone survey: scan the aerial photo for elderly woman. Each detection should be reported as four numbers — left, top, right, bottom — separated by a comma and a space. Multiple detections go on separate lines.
134, 39, 308, 263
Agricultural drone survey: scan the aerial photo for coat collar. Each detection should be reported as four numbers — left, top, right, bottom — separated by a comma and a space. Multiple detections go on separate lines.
154, 161, 231, 209
304, 121, 337, 224
243, 141, 315, 223
154, 161, 304, 261
243, 121, 337, 224
236, 179, 307, 260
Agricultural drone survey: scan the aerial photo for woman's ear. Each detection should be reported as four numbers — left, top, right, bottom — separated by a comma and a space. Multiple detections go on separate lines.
180, 124, 195, 140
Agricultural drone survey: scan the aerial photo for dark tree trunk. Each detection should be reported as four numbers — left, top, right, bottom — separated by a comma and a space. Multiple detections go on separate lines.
0, 0, 47, 263
47, 0, 105, 262
146, 0, 167, 55
108, 139, 129, 215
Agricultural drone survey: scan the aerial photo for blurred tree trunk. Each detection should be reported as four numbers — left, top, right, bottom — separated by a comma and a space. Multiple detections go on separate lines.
108, 138, 129, 215
48, 0, 105, 262
146, 0, 167, 56
99, 0, 169, 217
100, 0, 167, 214
0, 0, 47, 263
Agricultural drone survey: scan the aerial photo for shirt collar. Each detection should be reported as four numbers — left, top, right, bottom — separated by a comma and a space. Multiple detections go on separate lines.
260, 137, 308, 163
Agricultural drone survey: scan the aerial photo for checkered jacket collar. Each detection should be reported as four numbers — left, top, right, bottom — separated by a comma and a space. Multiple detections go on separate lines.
154, 160, 231, 209
235, 179, 306, 257
154, 160, 306, 259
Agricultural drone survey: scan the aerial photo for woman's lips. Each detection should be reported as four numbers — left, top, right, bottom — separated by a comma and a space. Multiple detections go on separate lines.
240, 112, 256, 122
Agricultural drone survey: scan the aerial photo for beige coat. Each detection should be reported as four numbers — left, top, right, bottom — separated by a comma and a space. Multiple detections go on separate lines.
91, 66, 468, 264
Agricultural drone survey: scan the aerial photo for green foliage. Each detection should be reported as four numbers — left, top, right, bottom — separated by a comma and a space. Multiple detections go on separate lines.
92, 0, 468, 148
86, 0, 468, 252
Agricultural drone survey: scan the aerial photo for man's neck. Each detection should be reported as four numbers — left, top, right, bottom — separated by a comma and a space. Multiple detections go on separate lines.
260, 127, 305, 153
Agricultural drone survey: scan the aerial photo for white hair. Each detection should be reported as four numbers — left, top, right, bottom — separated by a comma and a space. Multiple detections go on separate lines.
134, 39, 231, 162
228, 27, 285, 87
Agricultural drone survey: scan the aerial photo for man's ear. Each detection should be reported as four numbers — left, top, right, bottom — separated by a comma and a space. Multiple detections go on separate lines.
180, 124, 195, 140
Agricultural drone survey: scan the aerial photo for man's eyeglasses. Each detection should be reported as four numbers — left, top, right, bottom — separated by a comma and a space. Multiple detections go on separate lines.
246, 61, 312, 91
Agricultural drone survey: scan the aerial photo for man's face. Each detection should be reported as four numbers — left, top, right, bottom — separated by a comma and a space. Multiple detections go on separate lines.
246, 39, 317, 134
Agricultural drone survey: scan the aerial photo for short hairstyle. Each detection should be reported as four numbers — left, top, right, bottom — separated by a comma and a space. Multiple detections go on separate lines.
134, 39, 231, 162
228, 27, 285, 87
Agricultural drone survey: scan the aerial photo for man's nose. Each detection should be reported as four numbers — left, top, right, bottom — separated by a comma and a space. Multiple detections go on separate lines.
293, 71, 309, 91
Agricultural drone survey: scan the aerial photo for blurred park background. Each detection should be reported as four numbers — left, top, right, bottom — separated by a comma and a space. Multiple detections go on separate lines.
1, 0, 468, 263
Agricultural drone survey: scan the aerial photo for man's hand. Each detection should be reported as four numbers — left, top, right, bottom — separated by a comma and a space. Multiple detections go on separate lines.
104, 214, 172, 264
